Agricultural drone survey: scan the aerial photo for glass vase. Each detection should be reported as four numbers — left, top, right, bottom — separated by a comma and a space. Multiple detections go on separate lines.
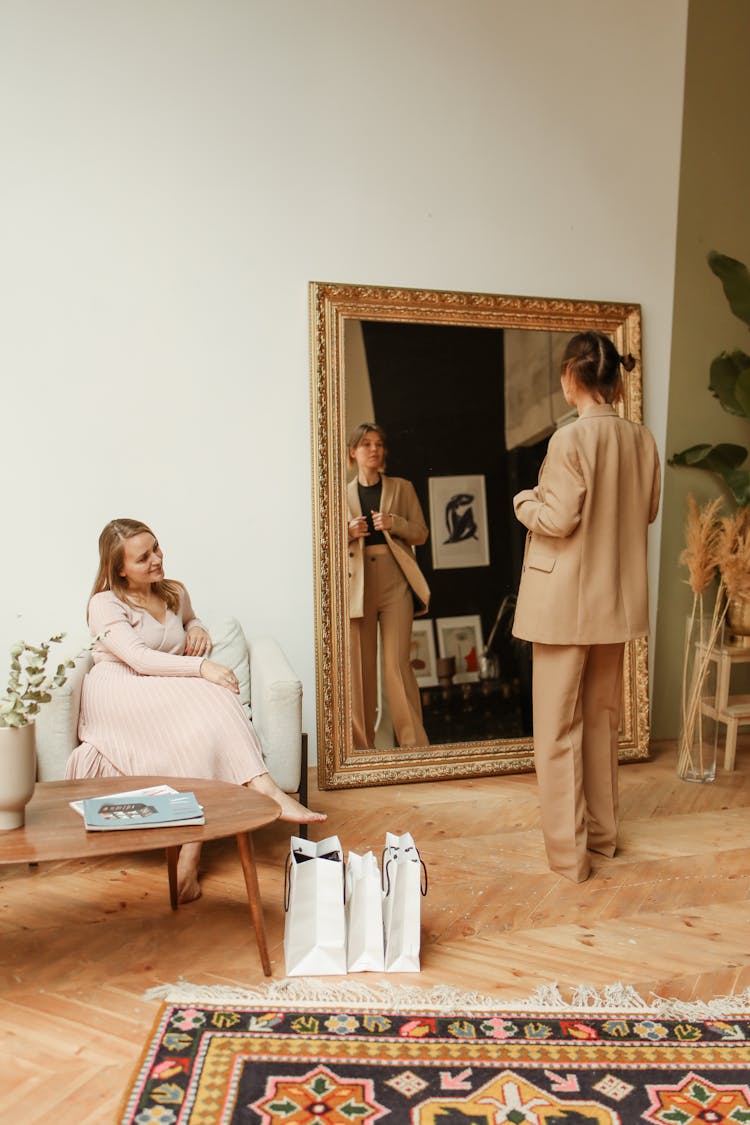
677, 613, 721, 783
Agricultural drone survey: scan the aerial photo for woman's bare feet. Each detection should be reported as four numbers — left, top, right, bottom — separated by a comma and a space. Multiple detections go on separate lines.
248, 773, 327, 823
177, 841, 203, 903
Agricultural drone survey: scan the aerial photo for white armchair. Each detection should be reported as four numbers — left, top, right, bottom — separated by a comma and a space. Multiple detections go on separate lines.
34, 617, 308, 824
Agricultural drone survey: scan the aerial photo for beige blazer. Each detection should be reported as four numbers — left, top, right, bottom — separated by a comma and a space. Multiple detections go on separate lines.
512, 404, 661, 645
347, 474, 430, 619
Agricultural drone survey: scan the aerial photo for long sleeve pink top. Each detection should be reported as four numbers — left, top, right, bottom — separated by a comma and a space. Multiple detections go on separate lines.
88, 589, 204, 676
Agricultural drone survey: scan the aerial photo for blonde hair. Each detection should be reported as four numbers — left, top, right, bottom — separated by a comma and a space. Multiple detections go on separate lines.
90, 518, 183, 615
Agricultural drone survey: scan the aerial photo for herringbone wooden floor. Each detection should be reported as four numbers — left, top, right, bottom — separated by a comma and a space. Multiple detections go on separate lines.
2, 739, 750, 1123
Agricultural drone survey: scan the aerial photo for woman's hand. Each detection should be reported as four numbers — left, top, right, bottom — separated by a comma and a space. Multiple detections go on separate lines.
371, 510, 393, 532
348, 515, 369, 539
185, 626, 212, 657
200, 660, 239, 693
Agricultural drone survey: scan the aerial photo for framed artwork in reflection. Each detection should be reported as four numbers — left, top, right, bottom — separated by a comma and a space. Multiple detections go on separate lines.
410, 619, 438, 687
428, 474, 490, 570
436, 614, 483, 684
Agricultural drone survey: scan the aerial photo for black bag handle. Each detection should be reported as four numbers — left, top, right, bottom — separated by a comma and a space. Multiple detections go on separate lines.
283, 850, 292, 912
381, 847, 428, 897
382, 854, 394, 896
284, 847, 347, 911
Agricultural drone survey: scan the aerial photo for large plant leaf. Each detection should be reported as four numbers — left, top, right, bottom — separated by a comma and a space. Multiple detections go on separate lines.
723, 469, 750, 506
735, 367, 750, 419
669, 442, 750, 505
709, 350, 750, 416
708, 251, 750, 329
669, 442, 747, 472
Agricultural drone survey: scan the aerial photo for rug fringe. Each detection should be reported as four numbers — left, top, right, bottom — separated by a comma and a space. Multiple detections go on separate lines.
142, 978, 750, 1017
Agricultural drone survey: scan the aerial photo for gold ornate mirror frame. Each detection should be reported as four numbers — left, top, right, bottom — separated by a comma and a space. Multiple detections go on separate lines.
310, 281, 649, 789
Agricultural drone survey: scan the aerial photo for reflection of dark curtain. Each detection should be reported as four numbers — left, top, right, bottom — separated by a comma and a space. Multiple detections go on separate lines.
360, 320, 547, 706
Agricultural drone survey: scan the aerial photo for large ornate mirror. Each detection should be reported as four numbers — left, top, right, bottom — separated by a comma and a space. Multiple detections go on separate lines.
310, 281, 649, 789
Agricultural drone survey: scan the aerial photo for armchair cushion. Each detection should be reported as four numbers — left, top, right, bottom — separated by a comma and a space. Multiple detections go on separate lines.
205, 617, 252, 713
247, 635, 302, 794
34, 649, 92, 782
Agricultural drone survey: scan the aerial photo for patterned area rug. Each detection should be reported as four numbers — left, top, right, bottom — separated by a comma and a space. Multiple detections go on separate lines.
122, 995, 750, 1124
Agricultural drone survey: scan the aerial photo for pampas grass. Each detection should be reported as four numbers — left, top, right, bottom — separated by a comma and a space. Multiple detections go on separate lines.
677, 498, 750, 778
717, 506, 750, 602
679, 495, 724, 595
679, 497, 750, 778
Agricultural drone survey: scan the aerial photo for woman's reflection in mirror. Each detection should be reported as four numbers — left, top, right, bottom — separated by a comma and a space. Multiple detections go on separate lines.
346, 423, 431, 750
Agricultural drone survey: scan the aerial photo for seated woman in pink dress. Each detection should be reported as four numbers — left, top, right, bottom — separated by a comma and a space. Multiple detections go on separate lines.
66, 518, 325, 902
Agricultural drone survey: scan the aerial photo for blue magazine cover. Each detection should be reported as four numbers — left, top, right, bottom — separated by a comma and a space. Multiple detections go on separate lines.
82, 791, 204, 831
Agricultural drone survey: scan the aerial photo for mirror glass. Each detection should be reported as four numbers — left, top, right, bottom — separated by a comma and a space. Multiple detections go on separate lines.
310, 282, 650, 789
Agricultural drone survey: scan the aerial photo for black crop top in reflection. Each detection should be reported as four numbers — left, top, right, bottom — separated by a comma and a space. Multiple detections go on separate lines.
357, 479, 387, 545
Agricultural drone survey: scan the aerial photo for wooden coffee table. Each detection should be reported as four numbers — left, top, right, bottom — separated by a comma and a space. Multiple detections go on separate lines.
0, 776, 281, 975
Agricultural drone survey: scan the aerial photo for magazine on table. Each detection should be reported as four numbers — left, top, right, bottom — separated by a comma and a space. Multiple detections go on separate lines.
69, 784, 179, 818
81, 790, 205, 832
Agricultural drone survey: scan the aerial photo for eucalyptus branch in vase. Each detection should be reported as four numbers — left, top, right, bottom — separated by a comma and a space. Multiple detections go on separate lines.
0, 634, 79, 729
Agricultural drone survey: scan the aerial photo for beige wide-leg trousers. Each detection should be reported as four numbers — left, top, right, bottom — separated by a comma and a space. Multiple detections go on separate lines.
350, 545, 428, 750
531, 641, 625, 882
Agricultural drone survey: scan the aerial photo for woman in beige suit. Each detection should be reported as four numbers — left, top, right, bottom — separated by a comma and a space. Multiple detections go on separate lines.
512, 332, 660, 883
347, 423, 430, 750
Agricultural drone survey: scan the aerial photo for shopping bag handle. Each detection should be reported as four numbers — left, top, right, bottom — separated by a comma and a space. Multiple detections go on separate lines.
283, 850, 292, 912
284, 849, 346, 910
382, 850, 428, 897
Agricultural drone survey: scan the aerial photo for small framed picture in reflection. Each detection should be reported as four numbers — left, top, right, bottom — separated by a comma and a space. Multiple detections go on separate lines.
410, 619, 438, 687
428, 474, 490, 570
436, 615, 483, 684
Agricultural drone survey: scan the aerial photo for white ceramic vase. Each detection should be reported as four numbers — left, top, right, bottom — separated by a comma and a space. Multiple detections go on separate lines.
0, 722, 37, 830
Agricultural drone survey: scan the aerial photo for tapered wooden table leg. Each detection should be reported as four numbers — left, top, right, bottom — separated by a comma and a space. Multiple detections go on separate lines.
235, 831, 272, 976
166, 846, 179, 910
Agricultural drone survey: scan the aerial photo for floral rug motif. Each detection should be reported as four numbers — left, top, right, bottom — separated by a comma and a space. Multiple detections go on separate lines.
121, 1003, 750, 1125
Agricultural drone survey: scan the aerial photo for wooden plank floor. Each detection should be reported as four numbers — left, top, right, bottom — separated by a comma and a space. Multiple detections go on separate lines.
2, 738, 750, 1122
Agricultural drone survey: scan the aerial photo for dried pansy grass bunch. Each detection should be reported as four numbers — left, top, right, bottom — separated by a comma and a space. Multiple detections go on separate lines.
679, 495, 724, 597
677, 498, 750, 777
717, 506, 750, 603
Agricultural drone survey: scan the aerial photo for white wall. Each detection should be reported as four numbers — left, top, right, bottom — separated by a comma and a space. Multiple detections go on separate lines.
0, 0, 687, 754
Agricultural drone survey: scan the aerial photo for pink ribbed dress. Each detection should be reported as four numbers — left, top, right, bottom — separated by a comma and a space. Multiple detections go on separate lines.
65, 589, 267, 784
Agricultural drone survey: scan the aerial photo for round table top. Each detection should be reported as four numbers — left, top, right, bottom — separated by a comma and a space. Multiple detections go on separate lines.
0, 776, 281, 864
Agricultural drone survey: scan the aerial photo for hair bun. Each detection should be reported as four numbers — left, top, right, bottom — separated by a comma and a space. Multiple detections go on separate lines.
619, 352, 636, 373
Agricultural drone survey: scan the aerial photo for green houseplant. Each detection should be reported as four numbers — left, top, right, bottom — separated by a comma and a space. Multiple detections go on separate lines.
0, 635, 78, 830
670, 250, 750, 506
0, 635, 76, 729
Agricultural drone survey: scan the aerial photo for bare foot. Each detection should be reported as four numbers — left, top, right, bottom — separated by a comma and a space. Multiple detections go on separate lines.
248, 773, 327, 823
177, 841, 203, 903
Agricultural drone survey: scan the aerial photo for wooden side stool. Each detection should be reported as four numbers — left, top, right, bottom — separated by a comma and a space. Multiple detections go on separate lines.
698, 640, 750, 770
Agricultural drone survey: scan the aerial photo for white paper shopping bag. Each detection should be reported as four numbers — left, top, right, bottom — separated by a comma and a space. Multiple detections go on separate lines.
382, 831, 428, 972
283, 835, 346, 976
345, 850, 385, 972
